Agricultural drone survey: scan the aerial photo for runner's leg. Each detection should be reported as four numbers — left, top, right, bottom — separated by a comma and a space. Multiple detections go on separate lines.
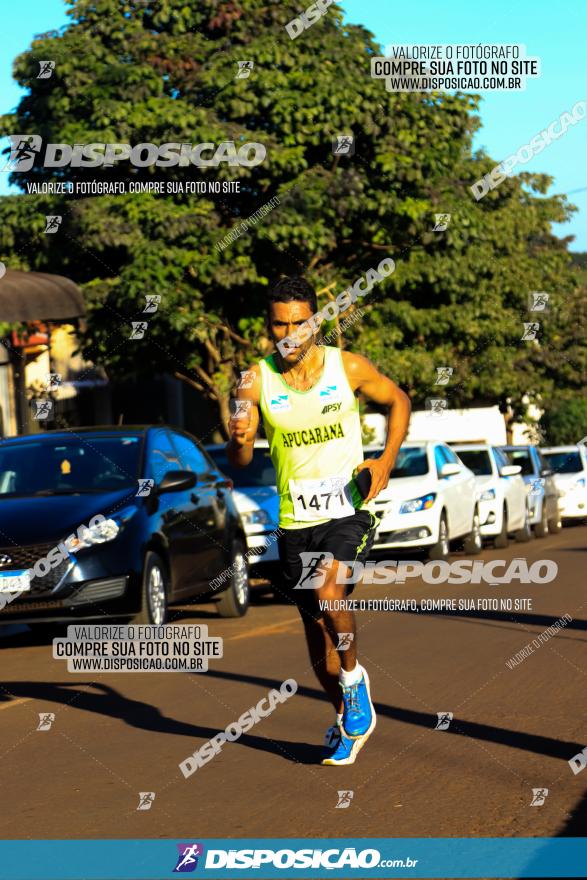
314, 559, 357, 671
299, 612, 343, 713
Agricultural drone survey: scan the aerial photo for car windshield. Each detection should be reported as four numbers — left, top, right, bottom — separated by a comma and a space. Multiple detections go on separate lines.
543, 451, 582, 474
368, 447, 429, 477
504, 449, 534, 476
0, 435, 142, 496
455, 450, 492, 476
207, 447, 276, 488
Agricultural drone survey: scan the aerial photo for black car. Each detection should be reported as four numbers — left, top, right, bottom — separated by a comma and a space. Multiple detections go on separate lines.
0, 426, 250, 630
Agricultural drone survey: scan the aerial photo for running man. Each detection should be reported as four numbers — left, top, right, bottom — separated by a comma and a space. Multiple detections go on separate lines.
226, 276, 411, 765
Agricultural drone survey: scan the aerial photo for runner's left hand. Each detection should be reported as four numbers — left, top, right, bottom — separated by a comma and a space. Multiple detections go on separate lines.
355, 458, 391, 502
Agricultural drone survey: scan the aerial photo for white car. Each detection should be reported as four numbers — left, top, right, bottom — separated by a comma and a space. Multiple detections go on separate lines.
541, 445, 587, 522
452, 444, 531, 547
205, 441, 280, 580
366, 441, 482, 560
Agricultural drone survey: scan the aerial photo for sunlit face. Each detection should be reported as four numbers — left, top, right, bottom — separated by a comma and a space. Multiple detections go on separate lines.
268, 300, 317, 366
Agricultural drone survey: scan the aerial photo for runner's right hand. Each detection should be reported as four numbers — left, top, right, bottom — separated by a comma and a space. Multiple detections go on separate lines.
229, 416, 250, 447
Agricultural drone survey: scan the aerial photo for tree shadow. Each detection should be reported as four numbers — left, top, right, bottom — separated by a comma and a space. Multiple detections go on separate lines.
2, 668, 584, 767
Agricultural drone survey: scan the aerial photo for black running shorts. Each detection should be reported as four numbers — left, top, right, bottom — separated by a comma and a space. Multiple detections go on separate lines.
275, 509, 380, 621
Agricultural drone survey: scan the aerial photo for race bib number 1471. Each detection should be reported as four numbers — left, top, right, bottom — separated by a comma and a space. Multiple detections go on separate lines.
289, 476, 355, 521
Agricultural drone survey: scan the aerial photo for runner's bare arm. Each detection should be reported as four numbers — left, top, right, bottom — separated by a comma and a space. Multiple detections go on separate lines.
342, 351, 411, 501
225, 364, 262, 468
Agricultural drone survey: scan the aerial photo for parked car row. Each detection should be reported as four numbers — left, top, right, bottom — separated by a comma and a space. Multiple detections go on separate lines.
0, 426, 250, 632
366, 440, 587, 559
0, 425, 584, 633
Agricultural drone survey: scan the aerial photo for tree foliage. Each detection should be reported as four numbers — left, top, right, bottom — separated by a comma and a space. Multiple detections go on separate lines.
0, 0, 584, 432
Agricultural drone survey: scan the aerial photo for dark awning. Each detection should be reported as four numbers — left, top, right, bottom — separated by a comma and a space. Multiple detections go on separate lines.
0, 270, 85, 322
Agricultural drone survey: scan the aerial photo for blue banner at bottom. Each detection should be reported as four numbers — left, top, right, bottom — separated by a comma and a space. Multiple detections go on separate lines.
0, 838, 585, 879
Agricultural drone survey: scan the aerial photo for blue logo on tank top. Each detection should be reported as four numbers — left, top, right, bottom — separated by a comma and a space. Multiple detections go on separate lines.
269, 394, 291, 411
319, 385, 338, 398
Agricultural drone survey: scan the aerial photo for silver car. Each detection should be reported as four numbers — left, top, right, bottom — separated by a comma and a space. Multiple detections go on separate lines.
500, 445, 561, 537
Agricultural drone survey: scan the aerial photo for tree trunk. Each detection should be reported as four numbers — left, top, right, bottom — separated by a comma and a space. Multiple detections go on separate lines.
217, 391, 231, 439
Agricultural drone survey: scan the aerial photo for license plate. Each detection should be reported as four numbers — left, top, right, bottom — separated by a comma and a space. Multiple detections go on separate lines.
0, 569, 31, 592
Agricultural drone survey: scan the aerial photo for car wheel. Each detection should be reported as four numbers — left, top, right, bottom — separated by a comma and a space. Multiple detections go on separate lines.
428, 512, 450, 560
534, 502, 549, 538
548, 505, 562, 534
134, 551, 169, 624
515, 505, 532, 543
217, 539, 250, 618
463, 508, 483, 555
494, 504, 509, 549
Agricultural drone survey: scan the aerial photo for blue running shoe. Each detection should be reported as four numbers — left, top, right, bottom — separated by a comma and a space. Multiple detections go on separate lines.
340, 666, 376, 739
321, 723, 341, 762
321, 725, 370, 766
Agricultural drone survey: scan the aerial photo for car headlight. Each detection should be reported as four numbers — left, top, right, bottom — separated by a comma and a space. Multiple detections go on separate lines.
240, 509, 272, 526
67, 519, 120, 550
479, 488, 496, 501
66, 507, 137, 551
399, 493, 436, 514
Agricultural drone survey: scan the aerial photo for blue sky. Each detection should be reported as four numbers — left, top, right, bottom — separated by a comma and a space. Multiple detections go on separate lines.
1, 0, 586, 249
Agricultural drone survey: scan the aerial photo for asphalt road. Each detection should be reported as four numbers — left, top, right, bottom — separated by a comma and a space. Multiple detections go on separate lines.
1, 525, 586, 847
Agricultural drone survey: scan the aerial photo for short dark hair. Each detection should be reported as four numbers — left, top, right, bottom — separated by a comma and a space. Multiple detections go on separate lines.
267, 276, 317, 314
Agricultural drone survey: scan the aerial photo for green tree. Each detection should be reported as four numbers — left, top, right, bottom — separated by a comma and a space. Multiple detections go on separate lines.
0, 0, 583, 433
540, 398, 587, 445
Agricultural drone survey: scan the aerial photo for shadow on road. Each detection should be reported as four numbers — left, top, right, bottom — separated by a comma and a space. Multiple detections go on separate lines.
0, 678, 324, 764
1, 669, 584, 767
405, 607, 587, 632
